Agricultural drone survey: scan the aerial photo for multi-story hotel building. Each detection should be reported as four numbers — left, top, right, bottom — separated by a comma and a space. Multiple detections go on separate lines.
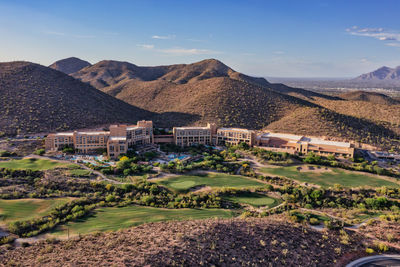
45, 120, 154, 159
173, 123, 216, 147
46, 121, 355, 159
216, 128, 256, 146
255, 132, 355, 158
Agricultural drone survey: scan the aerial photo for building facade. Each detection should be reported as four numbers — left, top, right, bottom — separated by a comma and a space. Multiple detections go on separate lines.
216, 128, 256, 146
173, 123, 216, 147
45, 120, 154, 159
255, 132, 354, 158
45, 121, 355, 159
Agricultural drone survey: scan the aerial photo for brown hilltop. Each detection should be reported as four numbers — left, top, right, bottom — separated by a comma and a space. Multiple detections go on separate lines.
71, 59, 335, 129
339, 90, 400, 105
0, 61, 155, 135
49, 57, 91, 75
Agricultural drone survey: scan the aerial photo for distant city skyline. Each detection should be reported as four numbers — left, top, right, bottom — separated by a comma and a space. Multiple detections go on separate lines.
1, 0, 400, 77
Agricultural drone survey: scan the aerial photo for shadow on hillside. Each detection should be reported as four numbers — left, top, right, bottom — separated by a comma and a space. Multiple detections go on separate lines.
153, 112, 202, 127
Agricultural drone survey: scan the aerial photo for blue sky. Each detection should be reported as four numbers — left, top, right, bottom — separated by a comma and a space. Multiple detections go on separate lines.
1, 0, 400, 77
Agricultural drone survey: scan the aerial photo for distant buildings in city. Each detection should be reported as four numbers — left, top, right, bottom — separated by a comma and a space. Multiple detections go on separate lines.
45, 121, 355, 158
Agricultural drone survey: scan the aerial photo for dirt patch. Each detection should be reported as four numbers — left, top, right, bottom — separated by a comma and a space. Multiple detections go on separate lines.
190, 185, 212, 193
297, 165, 332, 173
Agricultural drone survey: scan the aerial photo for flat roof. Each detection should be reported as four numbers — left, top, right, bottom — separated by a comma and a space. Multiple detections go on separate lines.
76, 131, 110, 135
126, 126, 145, 130
301, 137, 351, 148
261, 132, 304, 141
174, 126, 210, 130
218, 128, 254, 133
109, 136, 126, 141
55, 132, 74, 136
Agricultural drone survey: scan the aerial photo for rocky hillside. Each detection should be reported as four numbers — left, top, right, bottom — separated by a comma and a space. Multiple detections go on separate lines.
0, 218, 366, 266
339, 91, 399, 105
71, 59, 339, 129
49, 57, 91, 75
0, 61, 154, 135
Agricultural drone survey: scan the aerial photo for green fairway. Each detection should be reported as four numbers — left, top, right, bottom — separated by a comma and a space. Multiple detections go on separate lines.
0, 158, 72, 171
157, 172, 265, 192
224, 193, 280, 208
260, 165, 400, 188
51, 206, 234, 236
0, 198, 73, 224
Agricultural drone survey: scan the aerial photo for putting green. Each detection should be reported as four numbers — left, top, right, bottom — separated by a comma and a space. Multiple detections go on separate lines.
224, 193, 280, 208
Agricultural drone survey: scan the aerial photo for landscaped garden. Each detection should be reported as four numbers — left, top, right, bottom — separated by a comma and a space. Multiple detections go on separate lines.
157, 172, 265, 193
50, 205, 234, 237
259, 165, 400, 188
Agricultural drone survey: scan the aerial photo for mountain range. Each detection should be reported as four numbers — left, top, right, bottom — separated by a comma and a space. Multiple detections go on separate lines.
354, 66, 400, 82
0, 57, 399, 150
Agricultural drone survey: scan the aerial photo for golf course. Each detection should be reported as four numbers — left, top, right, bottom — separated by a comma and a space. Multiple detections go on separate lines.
0, 198, 74, 224
224, 192, 280, 208
0, 158, 73, 171
259, 165, 400, 188
157, 172, 265, 193
50, 206, 235, 237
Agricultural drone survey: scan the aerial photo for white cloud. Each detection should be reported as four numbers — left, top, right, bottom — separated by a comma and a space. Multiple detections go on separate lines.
159, 47, 220, 55
346, 26, 400, 44
137, 44, 155, 49
273, 51, 285, 55
152, 35, 176, 40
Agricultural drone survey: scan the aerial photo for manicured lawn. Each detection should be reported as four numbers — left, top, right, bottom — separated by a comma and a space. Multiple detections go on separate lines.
0, 158, 72, 171
259, 165, 400, 188
50, 206, 234, 236
0, 198, 73, 224
157, 172, 265, 193
224, 192, 280, 208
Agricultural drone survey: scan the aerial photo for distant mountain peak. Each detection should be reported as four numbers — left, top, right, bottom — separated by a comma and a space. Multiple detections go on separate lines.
49, 57, 91, 74
354, 65, 400, 81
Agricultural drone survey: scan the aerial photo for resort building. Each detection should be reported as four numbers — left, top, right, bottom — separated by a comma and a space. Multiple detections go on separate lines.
216, 128, 256, 146
45, 120, 154, 159
173, 123, 216, 147
45, 121, 354, 159
45, 132, 74, 151
255, 132, 355, 158
73, 131, 110, 154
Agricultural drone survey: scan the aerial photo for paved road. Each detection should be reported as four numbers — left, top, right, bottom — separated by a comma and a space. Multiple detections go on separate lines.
346, 254, 400, 267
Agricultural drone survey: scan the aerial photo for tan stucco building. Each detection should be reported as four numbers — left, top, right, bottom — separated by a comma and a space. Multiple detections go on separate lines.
255, 132, 354, 158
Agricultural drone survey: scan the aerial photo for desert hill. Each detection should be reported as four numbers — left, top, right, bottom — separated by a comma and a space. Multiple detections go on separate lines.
72, 59, 320, 129
339, 90, 399, 105
0, 61, 155, 135
0, 218, 365, 266
49, 57, 91, 75
68, 58, 400, 149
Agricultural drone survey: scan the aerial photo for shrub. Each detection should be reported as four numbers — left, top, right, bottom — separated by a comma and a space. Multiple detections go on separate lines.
33, 149, 45, 156
365, 248, 374, 254
309, 218, 320, 225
